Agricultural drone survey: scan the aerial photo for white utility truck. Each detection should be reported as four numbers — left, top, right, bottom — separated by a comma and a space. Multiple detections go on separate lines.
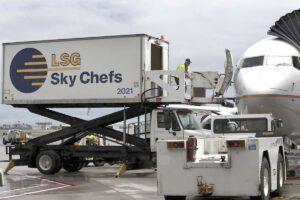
157, 114, 285, 200
2, 129, 31, 145
2, 34, 233, 174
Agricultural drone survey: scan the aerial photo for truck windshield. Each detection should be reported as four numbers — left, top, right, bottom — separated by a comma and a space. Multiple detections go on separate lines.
213, 118, 268, 133
177, 111, 201, 130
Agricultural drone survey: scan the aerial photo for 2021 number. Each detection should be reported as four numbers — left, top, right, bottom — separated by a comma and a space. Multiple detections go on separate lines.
117, 88, 133, 94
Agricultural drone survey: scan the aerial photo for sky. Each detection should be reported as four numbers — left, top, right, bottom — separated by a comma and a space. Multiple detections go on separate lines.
0, 0, 299, 125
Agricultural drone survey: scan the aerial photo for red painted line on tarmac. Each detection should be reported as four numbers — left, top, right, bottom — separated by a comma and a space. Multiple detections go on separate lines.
25, 175, 77, 187
0, 176, 75, 199
0, 185, 71, 199
45, 179, 77, 187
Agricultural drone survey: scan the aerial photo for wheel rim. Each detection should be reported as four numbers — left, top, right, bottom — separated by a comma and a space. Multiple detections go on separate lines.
263, 168, 269, 196
279, 163, 284, 187
39, 155, 53, 171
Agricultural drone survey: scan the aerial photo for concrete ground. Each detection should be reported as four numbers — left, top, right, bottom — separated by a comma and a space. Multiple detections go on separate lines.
0, 164, 162, 200
0, 145, 299, 199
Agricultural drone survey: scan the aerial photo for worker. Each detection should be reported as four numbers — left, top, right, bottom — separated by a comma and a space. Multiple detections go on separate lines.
175, 58, 192, 87
86, 135, 99, 146
177, 58, 192, 74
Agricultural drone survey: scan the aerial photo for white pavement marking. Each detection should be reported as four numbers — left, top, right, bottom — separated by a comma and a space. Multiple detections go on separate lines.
96, 179, 158, 199
0, 184, 48, 194
0, 185, 70, 199
116, 183, 157, 192
0, 175, 73, 199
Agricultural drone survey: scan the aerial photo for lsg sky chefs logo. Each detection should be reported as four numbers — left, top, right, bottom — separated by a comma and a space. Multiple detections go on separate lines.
10, 48, 49, 93
10, 48, 123, 93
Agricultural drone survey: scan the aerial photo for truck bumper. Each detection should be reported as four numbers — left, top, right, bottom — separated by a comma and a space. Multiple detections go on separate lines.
157, 141, 261, 197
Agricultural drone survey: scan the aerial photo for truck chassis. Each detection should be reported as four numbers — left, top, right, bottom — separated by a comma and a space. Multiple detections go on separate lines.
7, 104, 158, 174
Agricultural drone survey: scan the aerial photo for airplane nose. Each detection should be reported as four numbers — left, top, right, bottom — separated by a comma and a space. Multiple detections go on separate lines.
235, 67, 289, 95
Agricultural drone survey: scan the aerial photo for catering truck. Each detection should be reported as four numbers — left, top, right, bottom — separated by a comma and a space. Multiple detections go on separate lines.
157, 114, 286, 200
2, 34, 233, 174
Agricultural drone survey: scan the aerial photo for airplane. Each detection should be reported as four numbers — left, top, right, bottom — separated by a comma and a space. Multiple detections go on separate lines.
234, 9, 300, 145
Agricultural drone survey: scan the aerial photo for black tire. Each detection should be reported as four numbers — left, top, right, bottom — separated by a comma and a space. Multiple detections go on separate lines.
164, 196, 186, 200
63, 162, 80, 172
77, 162, 84, 170
93, 159, 105, 167
272, 154, 285, 196
63, 158, 84, 172
53, 153, 62, 173
257, 157, 271, 200
36, 150, 59, 175
2, 138, 7, 145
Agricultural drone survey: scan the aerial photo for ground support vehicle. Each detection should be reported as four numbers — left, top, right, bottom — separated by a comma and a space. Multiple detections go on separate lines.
157, 114, 286, 200
5, 104, 216, 175
3, 130, 30, 145
2, 34, 233, 175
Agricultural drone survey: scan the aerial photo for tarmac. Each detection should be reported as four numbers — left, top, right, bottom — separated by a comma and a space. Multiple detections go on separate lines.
0, 146, 299, 199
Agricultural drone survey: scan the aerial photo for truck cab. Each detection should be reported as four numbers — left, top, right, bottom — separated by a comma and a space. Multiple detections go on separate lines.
150, 108, 212, 152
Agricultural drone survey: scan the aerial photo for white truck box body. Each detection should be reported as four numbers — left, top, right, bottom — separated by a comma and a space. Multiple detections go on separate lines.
2, 34, 169, 105
157, 137, 283, 197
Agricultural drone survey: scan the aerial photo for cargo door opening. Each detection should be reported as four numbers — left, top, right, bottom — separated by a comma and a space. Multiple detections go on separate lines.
150, 44, 163, 97
151, 44, 163, 70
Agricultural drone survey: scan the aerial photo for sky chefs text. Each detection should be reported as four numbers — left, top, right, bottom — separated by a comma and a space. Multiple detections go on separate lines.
50, 52, 123, 87
10, 49, 123, 93
51, 70, 122, 87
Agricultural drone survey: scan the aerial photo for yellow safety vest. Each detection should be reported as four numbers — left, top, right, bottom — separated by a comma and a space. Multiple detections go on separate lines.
176, 64, 191, 72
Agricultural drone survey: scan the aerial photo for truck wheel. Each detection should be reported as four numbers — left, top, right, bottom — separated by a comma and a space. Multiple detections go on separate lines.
93, 161, 105, 167
77, 162, 84, 170
93, 158, 105, 167
53, 153, 62, 173
272, 154, 285, 196
164, 196, 186, 200
63, 162, 77, 172
36, 151, 59, 175
2, 138, 7, 145
63, 158, 84, 172
63, 163, 83, 172
260, 157, 271, 200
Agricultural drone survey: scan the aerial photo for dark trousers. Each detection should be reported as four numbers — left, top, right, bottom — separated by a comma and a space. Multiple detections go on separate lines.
174, 77, 179, 86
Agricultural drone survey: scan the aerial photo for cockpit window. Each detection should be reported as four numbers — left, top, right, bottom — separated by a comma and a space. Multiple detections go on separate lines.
292, 56, 300, 70
266, 56, 292, 66
241, 56, 264, 68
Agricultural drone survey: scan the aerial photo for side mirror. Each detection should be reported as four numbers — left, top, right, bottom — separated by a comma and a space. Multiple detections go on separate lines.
276, 119, 284, 128
163, 110, 172, 130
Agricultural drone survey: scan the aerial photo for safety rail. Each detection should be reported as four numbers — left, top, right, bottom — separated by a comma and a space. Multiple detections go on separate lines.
144, 70, 226, 104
